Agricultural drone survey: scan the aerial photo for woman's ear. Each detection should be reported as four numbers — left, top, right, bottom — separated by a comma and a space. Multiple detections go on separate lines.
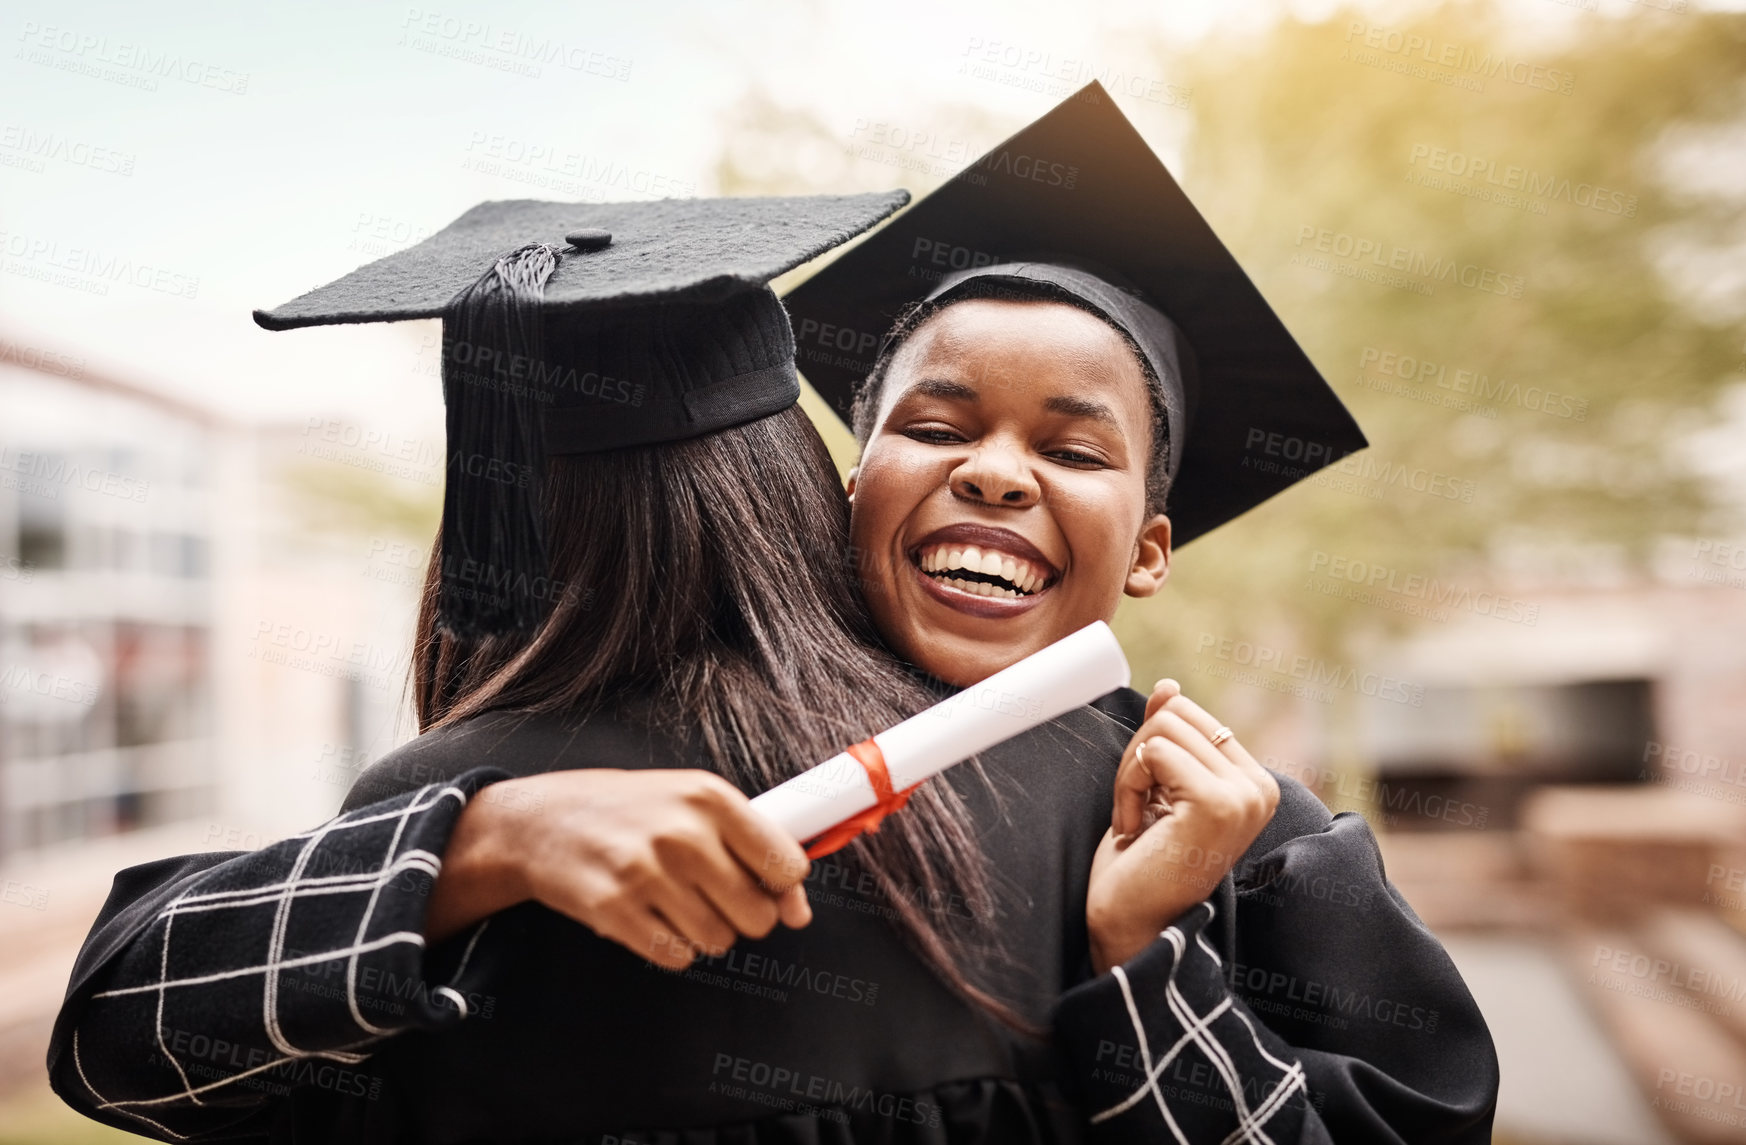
845, 465, 859, 503
1125, 513, 1172, 598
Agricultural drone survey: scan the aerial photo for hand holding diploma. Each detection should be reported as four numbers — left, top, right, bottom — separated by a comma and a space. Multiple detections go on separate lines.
425, 768, 816, 969
1085, 679, 1281, 975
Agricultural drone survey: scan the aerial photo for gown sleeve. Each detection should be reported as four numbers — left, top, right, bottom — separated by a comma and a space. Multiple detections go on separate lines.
46, 767, 512, 1143
1050, 784, 1500, 1144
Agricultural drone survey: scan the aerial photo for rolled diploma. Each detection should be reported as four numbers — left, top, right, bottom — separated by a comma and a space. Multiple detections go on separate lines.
749, 620, 1130, 845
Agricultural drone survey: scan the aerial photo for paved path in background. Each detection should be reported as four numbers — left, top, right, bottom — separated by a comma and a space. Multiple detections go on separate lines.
1441, 932, 1679, 1145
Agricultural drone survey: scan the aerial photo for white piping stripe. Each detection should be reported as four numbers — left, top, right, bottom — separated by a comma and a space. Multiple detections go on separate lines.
152, 909, 202, 1105
345, 789, 428, 1036
169, 852, 443, 910
92, 930, 428, 1000
66, 780, 483, 1132
1088, 901, 1306, 1141
73, 1028, 190, 1140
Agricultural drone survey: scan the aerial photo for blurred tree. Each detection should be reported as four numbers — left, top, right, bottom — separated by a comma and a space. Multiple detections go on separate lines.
278, 457, 440, 544
1121, 2, 1746, 767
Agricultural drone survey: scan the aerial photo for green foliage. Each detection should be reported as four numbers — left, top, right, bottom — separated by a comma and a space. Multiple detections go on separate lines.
1120, 2, 1746, 702
277, 457, 441, 545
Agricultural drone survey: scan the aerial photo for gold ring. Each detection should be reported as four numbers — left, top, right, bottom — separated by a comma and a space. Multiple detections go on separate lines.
1208, 726, 1234, 748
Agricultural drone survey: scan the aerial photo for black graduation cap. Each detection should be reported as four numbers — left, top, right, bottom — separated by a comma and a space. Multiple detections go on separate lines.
782, 82, 1366, 547
255, 192, 909, 636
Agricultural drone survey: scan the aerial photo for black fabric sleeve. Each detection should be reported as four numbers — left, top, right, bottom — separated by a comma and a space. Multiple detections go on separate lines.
1051, 810, 1499, 1144
1053, 898, 1321, 1143
46, 767, 512, 1143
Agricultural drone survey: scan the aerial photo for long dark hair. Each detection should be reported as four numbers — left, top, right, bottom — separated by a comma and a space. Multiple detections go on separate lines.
413, 403, 1038, 1035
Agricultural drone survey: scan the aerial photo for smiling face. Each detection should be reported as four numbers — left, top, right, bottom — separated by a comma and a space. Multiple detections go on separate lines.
846, 297, 1172, 686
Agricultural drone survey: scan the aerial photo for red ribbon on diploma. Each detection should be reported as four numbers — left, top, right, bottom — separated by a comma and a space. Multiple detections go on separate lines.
801, 738, 924, 859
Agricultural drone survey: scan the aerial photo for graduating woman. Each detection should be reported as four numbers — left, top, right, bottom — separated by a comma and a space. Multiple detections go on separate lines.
785, 82, 1500, 1142
46, 193, 1150, 1143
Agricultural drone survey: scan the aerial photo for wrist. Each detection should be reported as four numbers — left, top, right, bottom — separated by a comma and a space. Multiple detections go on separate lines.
456, 782, 535, 905
1087, 905, 1161, 976
425, 782, 533, 942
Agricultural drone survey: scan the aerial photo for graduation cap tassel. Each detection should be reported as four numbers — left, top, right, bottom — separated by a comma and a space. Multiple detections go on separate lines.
437, 242, 561, 638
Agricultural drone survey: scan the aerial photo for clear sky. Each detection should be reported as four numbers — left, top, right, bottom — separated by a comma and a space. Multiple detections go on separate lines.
2, 0, 1728, 433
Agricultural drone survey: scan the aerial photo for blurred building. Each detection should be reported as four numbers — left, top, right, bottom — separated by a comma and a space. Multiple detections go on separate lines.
0, 334, 435, 862
0, 347, 225, 860
0, 335, 432, 1103
1354, 580, 1746, 834
1332, 581, 1746, 1145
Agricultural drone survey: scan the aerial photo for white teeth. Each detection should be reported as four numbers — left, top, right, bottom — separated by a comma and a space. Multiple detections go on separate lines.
917, 541, 1051, 596
941, 577, 1018, 599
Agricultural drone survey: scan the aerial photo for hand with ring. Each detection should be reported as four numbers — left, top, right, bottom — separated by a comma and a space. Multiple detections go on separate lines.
1085, 678, 1281, 974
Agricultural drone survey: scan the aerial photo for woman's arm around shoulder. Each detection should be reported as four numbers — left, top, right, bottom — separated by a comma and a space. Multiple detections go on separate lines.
48, 767, 511, 1142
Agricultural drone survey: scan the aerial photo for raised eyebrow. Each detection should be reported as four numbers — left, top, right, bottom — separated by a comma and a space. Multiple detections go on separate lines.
1043, 393, 1121, 429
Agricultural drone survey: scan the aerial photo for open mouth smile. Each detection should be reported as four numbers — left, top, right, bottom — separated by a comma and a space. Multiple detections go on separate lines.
904, 525, 1061, 616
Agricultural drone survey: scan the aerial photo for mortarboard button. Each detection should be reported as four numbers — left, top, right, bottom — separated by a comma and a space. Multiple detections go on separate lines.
565, 228, 612, 252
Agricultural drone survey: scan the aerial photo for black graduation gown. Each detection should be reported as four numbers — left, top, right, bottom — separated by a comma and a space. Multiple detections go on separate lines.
1054, 690, 1501, 1143
46, 687, 1498, 1143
